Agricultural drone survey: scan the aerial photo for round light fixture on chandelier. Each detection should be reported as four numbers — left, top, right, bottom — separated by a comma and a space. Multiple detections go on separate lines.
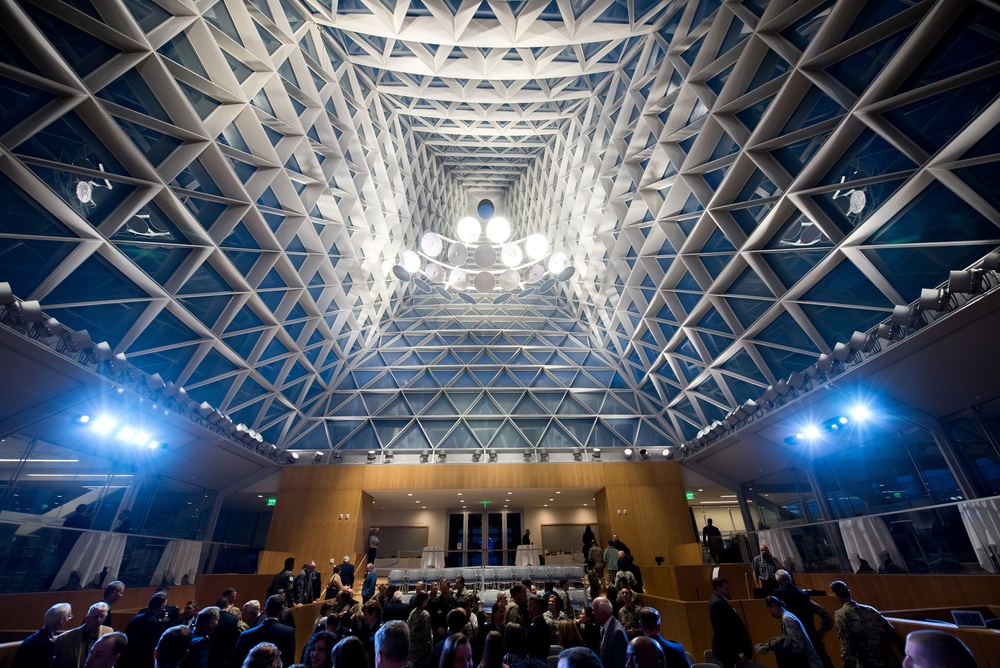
391, 200, 574, 302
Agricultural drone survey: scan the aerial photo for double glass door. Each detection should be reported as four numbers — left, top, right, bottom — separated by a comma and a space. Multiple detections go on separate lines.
446, 510, 521, 567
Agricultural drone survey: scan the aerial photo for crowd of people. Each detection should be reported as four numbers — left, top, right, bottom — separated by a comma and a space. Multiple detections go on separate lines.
10, 546, 982, 668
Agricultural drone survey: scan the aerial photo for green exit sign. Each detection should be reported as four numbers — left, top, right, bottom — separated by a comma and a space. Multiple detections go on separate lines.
686, 491, 695, 500
892, 492, 902, 498
266, 498, 277, 507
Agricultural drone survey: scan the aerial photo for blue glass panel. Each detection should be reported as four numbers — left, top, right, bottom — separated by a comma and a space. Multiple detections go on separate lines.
773, 131, 832, 174
699, 331, 735, 359
187, 375, 233, 407
901, 4, 1000, 91
340, 422, 378, 450
0, 23, 41, 73
725, 296, 774, 329
729, 203, 774, 236
186, 347, 239, 385
112, 118, 182, 166
221, 329, 262, 359
754, 343, 816, 380
844, 0, 914, 39
701, 253, 734, 280
736, 94, 775, 131
181, 295, 229, 331
863, 244, 997, 302
490, 421, 531, 449
869, 180, 1000, 245
392, 422, 433, 449
116, 243, 189, 284
26, 164, 134, 225
47, 301, 145, 347
780, 1, 834, 51
122, 0, 171, 31
0, 77, 56, 135
802, 260, 893, 308
767, 212, 832, 250
954, 161, 1000, 215
755, 312, 820, 352
884, 75, 1000, 153
746, 50, 790, 94
15, 112, 126, 175
827, 30, 911, 95
0, 173, 74, 237
127, 343, 199, 383
178, 261, 233, 295
780, 86, 844, 135
760, 249, 827, 289
468, 419, 503, 446
22, 5, 119, 77
800, 304, 888, 348
178, 82, 221, 119
172, 159, 224, 197
727, 267, 772, 297
735, 169, 779, 203
721, 348, 768, 383
538, 421, 579, 448
158, 32, 209, 78
225, 305, 265, 333
46, 252, 148, 303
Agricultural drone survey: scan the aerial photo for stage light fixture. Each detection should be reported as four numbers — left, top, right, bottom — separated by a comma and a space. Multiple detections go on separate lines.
850, 405, 870, 421
539, 448, 549, 462
286, 452, 299, 463
312, 451, 324, 462
384, 450, 394, 464
437, 451, 447, 462
592, 447, 601, 461
573, 448, 583, 461
488, 449, 498, 462
72, 415, 91, 424
93, 416, 116, 434
420, 449, 430, 463
638, 448, 649, 460
662, 448, 672, 459
919, 287, 947, 312
472, 448, 483, 462
802, 425, 820, 439
623, 448, 634, 459
366, 450, 377, 464
522, 448, 533, 462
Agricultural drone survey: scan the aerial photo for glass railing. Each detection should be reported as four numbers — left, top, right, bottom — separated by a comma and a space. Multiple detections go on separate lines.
0, 519, 254, 594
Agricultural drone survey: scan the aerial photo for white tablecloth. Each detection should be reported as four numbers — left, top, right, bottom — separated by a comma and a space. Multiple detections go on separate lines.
515, 545, 541, 566
421, 546, 445, 568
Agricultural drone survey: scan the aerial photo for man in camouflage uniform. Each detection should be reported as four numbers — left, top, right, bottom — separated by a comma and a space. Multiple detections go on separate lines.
268, 557, 296, 609
829, 580, 903, 668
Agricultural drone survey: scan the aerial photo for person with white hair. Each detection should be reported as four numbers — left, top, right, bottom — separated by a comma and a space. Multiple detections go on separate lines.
340, 555, 356, 588
53, 602, 113, 668
12, 602, 73, 668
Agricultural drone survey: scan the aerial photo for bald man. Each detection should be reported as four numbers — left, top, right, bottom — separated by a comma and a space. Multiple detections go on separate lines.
903, 631, 977, 668
627, 636, 665, 668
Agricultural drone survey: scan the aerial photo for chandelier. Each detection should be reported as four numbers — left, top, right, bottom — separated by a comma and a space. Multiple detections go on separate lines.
392, 199, 575, 303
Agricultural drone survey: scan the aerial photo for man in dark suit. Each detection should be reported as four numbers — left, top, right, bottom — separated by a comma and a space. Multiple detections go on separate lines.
773, 570, 833, 668
638, 606, 691, 668
208, 597, 241, 668
526, 595, 550, 661
294, 561, 318, 605
709, 577, 752, 668
120, 592, 169, 668
12, 602, 72, 668
228, 595, 295, 668
339, 556, 356, 588
594, 596, 627, 668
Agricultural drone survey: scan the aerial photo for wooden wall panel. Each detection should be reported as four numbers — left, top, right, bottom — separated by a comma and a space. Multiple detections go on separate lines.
267, 462, 696, 567
793, 573, 1000, 613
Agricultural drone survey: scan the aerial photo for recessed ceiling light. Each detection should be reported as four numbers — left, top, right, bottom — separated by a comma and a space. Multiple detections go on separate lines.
457, 492, 462, 495
698, 488, 704, 491
549, 498, 554, 501
543, 504, 548, 507
408, 493, 413, 496
504, 505, 508, 508
583, 503, 587, 506
556, 491, 561, 494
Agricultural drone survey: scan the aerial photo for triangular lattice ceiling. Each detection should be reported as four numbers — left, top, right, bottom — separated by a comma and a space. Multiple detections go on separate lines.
0, 0, 998, 456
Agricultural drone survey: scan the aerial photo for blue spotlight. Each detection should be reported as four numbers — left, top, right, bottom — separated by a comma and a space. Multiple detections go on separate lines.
850, 405, 870, 421
71, 415, 91, 424
802, 425, 820, 439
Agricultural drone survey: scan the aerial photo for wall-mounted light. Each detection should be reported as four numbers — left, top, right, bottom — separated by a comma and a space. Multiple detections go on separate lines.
472, 448, 483, 462
488, 449, 498, 462
638, 448, 649, 460
623, 448, 634, 460
286, 452, 300, 464
522, 448, 533, 462
366, 450, 377, 464
539, 448, 549, 462
592, 447, 601, 461
420, 449, 430, 463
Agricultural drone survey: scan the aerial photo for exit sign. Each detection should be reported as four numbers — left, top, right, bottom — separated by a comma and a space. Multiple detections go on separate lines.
266, 498, 277, 507
686, 491, 695, 500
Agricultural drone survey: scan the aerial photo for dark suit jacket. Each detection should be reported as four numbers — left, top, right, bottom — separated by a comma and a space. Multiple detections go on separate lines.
384, 600, 413, 622
340, 562, 355, 588
294, 569, 316, 604
709, 592, 752, 668
179, 635, 210, 668
209, 611, 240, 668
120, 609, 167, 668
229, 618, 296, 668
599, 617, 628, 668
773, 584, 818, 635
527, 615, 550, 660
651, 634, 692, 668
12, 628, 55, 668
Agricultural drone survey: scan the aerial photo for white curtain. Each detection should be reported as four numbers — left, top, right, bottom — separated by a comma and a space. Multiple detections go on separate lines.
51, 531, 126, 591
757, 529, 803, 573
958, 497, 1000, 573
150, 540, 203, 586
838, 516, 905, 573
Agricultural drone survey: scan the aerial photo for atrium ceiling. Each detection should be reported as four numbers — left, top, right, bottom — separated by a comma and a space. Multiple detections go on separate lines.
0, 0, 999, 463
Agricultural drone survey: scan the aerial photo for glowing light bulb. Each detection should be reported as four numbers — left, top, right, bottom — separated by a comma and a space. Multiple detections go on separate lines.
456, 217, 480, 243
525, 234, 548, 259
501, 243, 523, 267
400, 250, 421, 273
486, 217, 511, 243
